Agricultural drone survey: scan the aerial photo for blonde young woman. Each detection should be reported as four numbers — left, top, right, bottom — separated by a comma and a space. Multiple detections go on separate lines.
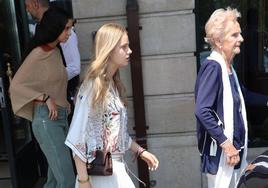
65, 23, 159, 188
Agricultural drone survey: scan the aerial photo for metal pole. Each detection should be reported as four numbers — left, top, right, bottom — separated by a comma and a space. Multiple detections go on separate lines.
126, 0, 150, 187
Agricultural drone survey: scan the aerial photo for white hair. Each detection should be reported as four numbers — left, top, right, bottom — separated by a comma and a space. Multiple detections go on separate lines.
204, 7, 241, 49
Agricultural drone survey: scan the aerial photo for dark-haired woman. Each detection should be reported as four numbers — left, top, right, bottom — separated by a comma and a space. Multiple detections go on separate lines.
10, 7, 75, 188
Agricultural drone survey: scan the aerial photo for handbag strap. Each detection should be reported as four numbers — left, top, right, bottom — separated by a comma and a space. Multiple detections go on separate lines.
125, 163, 146, 187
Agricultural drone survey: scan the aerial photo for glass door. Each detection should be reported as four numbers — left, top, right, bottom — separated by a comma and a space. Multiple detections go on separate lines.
0, 0, 39, 187
245, 0, 268, 147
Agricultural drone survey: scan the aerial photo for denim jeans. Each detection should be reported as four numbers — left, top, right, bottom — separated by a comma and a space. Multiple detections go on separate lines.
32, 104, 75, 188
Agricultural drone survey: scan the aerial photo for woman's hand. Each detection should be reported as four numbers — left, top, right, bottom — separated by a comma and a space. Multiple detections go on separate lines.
220, 139, 240, 166
46, 97, 58, 120
244, 164, 256, 172
78, 178, 93, 188
74, 156, 92, 188
140, 151, 159, 171
67, 102, 71, 115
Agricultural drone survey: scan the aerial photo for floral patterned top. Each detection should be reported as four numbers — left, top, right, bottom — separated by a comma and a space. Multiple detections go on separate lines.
65, 81, 132, 163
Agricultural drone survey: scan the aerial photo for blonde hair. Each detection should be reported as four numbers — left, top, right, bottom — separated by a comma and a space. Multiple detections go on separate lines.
83, 23, 127, 109
204, 7, 241, 49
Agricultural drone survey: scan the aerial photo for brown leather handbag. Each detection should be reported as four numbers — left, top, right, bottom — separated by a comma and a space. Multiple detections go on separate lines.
87, 150, 113, 176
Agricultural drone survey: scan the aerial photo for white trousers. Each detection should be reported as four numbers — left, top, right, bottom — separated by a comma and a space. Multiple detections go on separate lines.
75, 160, 135, 188
207, 169, 240, 188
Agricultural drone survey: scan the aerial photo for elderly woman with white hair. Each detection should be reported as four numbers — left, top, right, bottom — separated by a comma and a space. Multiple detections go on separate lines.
195, 7, 247, 188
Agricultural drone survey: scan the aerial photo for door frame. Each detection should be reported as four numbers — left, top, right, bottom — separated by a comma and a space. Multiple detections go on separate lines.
0, 0, 40, 187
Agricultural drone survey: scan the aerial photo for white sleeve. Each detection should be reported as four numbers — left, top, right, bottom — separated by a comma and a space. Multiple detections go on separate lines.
60, 28, 81, 80
65, 84, 90, 162
65, 81, 101, 163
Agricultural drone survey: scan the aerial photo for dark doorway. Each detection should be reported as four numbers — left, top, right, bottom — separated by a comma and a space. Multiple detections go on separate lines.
0, 0, 39, 187
0, 0, 75, 187
244, 0, 268, 147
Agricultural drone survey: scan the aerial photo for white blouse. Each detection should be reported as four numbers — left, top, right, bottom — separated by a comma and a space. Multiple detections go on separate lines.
65, 81, 132, 163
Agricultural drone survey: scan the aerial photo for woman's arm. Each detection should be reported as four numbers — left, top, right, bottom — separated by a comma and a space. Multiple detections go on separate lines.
74, 155, 92, 188
130, 141, 159, 171
241, 84, 268, 106
195, 62, 227, 145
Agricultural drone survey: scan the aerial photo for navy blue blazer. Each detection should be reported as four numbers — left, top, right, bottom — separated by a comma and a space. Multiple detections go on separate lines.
195, 59, 268, 174
195, 59, 226, 174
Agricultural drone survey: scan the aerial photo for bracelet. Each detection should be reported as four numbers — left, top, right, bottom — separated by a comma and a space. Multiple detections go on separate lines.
78, 176, 89, 184
139, 149, 146, 157
44, 95, 50, 103
137, 145, 146, 157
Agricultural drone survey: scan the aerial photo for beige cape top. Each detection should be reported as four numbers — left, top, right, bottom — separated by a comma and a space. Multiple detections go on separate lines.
9, 46, 69, 121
